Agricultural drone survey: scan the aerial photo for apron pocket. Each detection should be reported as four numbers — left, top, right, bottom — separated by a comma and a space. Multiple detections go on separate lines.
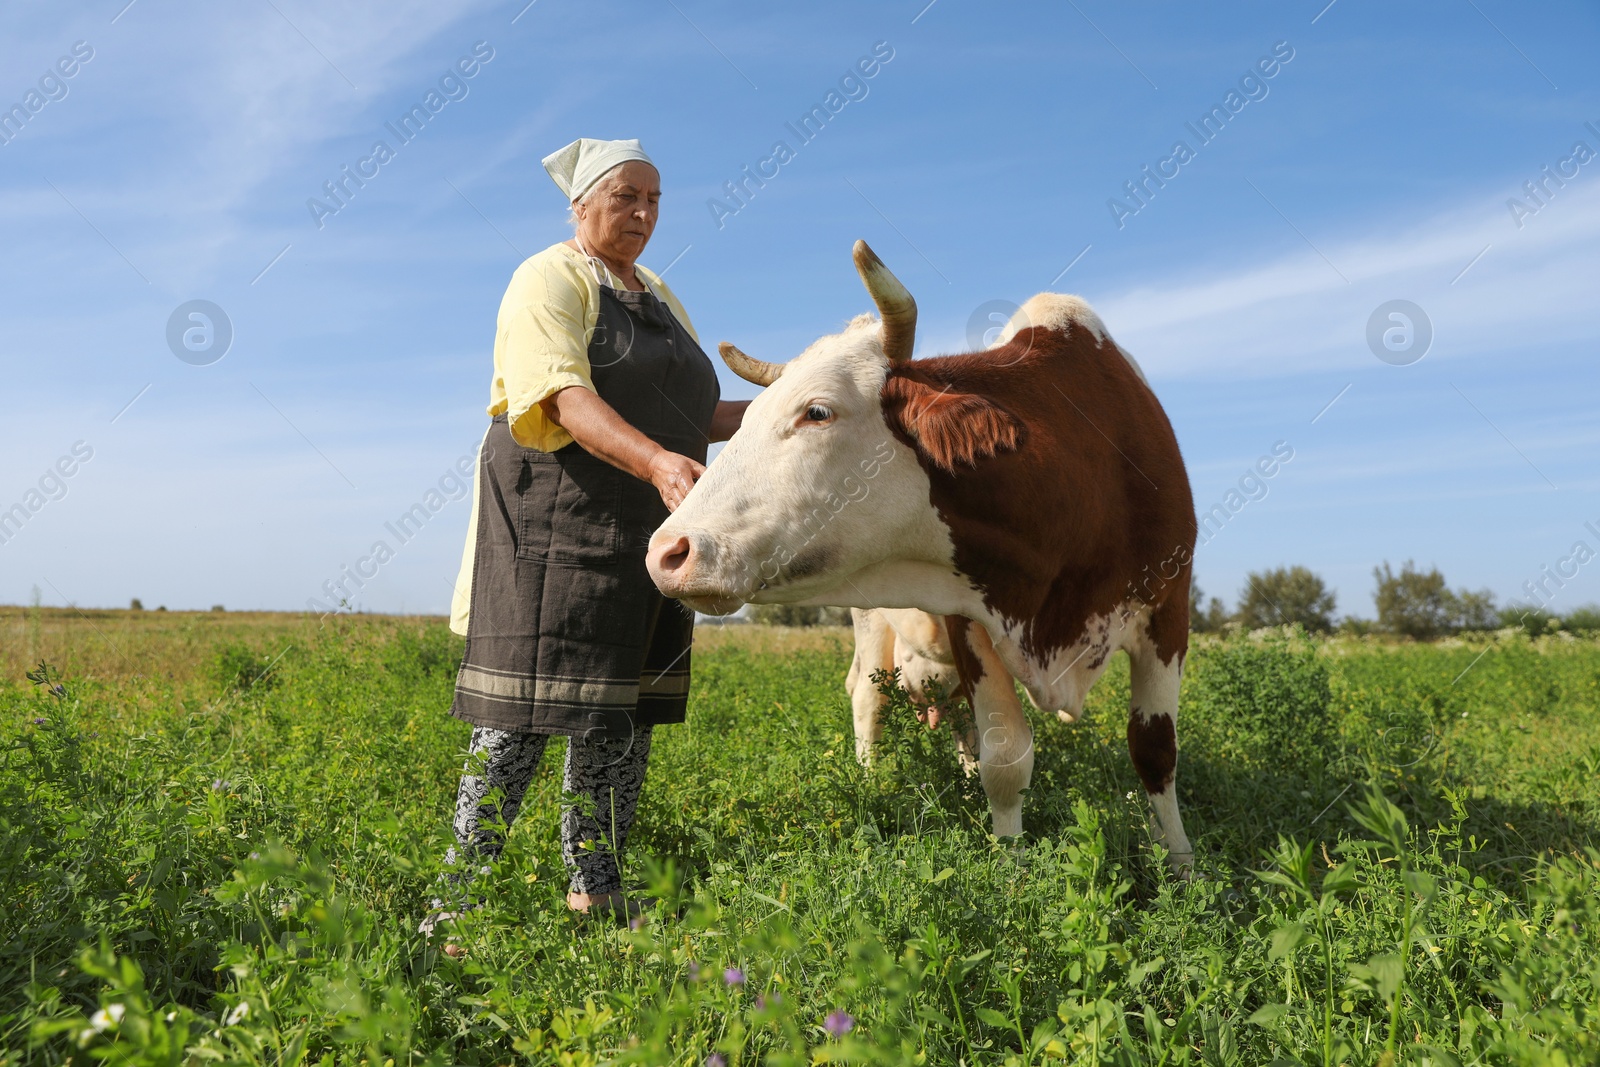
517, 449, 622, 564
540, 565, 655, 649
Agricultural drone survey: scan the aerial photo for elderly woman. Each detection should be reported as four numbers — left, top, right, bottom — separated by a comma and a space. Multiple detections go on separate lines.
435, 138, 746, 924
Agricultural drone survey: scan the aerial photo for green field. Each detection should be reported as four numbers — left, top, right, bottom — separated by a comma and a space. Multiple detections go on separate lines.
3, 607, 1598, 1065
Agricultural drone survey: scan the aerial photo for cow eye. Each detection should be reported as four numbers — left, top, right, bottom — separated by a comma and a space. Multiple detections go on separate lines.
803, 404, 833, 423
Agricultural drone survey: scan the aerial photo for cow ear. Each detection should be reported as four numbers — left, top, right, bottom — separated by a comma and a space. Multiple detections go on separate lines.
881, 374, 1025, 473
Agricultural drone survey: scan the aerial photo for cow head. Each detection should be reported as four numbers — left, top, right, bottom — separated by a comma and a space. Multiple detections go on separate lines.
646, 241, 1023, 615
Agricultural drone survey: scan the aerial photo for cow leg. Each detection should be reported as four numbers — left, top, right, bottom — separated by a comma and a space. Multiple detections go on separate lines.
1127, 648, 1194, 871
947, 616, 1032, 837
848, 608, 896, 764
953, 720, 980, 777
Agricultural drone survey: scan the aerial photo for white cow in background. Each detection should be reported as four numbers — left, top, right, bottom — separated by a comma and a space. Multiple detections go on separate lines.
845, 607, 973, 766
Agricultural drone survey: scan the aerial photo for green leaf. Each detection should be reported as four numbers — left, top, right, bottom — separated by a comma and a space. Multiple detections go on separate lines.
1401, 869, 1437, 900
932, 866, 956, 883
748, 890, 790, 912
1414, 1044, 1463, 1067
958, 948, 993, 975
1254, 869, 1311, 898
1348, 953, 1403, 1001
1246, 1003, 1290, 1027
975, 1006, 1013, 1029
1320, 861, 1363, 897
1126, 955, 1166, 989
1268, 922, 1309, 961
1348, 790, 1410, 854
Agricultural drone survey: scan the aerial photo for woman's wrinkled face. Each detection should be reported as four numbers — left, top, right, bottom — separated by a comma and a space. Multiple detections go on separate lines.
575, 161, 660, 266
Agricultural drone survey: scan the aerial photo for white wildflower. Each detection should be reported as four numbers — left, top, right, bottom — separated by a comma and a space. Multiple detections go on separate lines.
225, 1001, 250, 1026
89, 1004, 125, 1032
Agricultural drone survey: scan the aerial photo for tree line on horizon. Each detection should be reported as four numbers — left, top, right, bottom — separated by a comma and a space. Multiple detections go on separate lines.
751, 560, 1600, 638
1191, 561, 1600, 639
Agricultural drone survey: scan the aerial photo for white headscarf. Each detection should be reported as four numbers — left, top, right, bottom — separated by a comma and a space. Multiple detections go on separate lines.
541, 138, 656, 204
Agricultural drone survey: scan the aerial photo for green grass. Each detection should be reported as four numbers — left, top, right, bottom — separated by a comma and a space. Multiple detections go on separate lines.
2, 609, 1597, 1065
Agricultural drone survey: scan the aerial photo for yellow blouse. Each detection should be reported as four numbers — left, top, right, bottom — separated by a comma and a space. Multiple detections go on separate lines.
488, 241, 699, 452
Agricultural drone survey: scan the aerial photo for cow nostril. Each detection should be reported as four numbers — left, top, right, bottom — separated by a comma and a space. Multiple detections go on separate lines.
657, 535, 692, 574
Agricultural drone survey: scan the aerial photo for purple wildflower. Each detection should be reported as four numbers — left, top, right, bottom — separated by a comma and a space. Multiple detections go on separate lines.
211, 779, 229, 791
706, 1056, 726, 1067
687, 962, 701, 982
723, 967, 744, 986
32, 718, 46, 725
629, 916, 644, 931
824, 1010, 855, 1038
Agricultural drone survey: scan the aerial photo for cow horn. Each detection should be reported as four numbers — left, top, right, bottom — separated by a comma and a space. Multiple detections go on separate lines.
718, 342, 784, 387
852, 239, 917, 364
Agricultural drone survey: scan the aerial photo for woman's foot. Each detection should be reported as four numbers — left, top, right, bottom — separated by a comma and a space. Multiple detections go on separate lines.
419, 905, 478, 957
567, 891, 661, 922
568, 890, 628, 914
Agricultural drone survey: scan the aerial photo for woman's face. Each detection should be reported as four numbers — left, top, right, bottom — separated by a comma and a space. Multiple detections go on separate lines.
576, 161, 660, 266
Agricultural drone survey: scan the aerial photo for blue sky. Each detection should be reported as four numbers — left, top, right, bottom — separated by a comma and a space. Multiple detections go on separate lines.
2, 0, 1598, 622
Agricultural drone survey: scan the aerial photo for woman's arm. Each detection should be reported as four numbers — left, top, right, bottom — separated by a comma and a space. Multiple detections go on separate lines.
540, 386, 704, 511
709, 400, 750, 443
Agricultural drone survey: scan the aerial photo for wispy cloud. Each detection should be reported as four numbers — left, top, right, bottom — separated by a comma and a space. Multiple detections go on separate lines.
1104, 182, 1600, 380
0, 3, 501, 291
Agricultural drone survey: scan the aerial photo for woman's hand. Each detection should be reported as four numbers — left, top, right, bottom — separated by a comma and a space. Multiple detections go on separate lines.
648, 450, 705, 511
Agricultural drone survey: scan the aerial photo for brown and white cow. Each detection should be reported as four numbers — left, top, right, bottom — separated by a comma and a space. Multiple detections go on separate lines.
647, 242, 1198, 868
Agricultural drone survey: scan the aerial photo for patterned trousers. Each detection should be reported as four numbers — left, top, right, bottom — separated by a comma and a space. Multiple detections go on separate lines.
445, 724, 654, 896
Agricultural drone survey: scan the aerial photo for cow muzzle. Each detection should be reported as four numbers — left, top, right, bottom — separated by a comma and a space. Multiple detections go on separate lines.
646, 531, 746, 615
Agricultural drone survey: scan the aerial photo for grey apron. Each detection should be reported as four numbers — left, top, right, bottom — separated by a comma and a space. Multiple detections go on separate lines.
450, 271, 720, 739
